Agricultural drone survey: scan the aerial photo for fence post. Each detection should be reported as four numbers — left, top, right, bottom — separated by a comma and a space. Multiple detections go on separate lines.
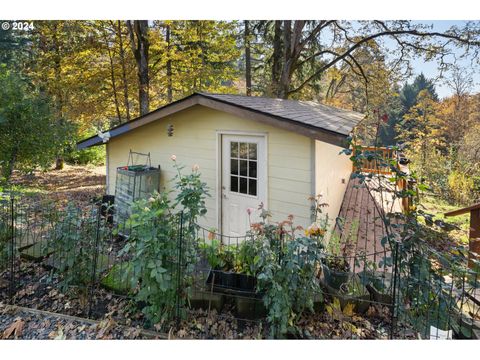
390, 241, 400, 339
176, 211, 184, 328
8, 196, 15, 304
88, 204, 102, 318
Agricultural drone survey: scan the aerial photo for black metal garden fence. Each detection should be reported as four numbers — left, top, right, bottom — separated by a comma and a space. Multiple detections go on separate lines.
0, 194, 478, 339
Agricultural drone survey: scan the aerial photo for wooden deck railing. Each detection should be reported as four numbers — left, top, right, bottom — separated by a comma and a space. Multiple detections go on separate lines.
353, 145, 415, 213
353, 146, 396, 175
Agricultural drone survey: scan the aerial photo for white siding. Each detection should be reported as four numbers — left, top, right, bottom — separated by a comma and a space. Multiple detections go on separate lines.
314, 140, 352, 231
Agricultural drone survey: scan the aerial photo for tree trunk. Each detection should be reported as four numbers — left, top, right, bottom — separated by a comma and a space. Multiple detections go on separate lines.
278, 20, 293, 99
271, 21, 283, 98
4, 146, 18, 183
166, 24, 173, 102
244, 20, 252, 96
126, 20, 150, 116
117, 20, 131, 121
103, 25, 122, 126
52, 23, 64, 170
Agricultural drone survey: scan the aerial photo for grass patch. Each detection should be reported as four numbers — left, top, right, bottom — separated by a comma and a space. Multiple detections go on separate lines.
419, 194, 470, 245
0, 184, 47, 197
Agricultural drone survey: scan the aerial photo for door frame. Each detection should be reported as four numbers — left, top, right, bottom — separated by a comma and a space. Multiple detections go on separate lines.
216, 130, 268, 235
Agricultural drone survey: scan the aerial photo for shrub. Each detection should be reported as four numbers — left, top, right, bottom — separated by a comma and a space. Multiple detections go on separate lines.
447, 170, 475, 205
0, 218, 10, 270
255, 233, 324, 338
65, 144, 105, 166
121, 159, 209, 328
250, 208, 325, 338
49, 204, 108, 291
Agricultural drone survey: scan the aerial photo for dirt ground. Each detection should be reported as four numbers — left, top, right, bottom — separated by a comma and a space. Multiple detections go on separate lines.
10, 165, 106, 205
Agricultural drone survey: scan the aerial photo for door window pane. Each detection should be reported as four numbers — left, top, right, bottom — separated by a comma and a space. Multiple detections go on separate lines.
248, 179, 257, 196
239, 177, 248, 194
239, 143, 248, 159
231, 159, 238, 175
248, 143, 257, 160
231, 176, 238, 192
248, 160, 257, 178
229, 140, 259, 197
239, 160, 248, 177
231, 142, 238, 158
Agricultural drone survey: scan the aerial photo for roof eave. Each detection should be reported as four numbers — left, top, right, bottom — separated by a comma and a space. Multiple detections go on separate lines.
77, 94, 200, 150
77, 93, 354, 150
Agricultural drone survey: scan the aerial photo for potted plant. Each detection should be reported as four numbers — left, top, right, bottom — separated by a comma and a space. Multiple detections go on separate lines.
233, 239, 258, 293
202, 240, 238, 290
357, 258, 393, 305
337, 275, 371, 314
321, 232, 351, 290
321, 218, 361, 291
231, 238, 264, 318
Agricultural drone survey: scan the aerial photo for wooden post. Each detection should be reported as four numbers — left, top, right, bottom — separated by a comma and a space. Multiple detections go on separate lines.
445, 203, 480, 269
469, 208, 480, 269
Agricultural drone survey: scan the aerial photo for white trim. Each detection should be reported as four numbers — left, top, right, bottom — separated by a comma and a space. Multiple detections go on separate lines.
105, 143, 110, 194
310, 138, 316, 222
216, 130, 268, 234
215, 133, 222, 233
216, 129, 268, 136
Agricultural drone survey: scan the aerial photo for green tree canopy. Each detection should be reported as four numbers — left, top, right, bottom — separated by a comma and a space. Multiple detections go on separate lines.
0, 66, 61, 182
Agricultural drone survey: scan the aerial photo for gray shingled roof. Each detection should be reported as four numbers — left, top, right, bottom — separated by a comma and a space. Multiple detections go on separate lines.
77, 92, 364, 150
199, 93, 364, 136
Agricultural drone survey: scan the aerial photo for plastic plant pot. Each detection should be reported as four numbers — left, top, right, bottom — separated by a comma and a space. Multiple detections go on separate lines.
322, 264, 350, 290
189, 289, 224, 312
206, 269, 236, 291
235, 273, 256, 293
235, 296, 266, 320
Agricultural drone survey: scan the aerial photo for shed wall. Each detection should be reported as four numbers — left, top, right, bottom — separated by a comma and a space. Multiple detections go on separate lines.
314, 140, 352, 231
107, 105, 315, 231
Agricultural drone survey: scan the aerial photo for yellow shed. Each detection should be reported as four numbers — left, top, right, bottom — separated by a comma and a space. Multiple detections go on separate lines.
77, 93, 363, 236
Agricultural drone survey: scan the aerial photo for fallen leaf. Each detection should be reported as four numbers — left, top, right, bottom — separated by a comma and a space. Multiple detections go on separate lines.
2, 318, 25, 339
96, 317, 116, 339
53, 328, 66, 340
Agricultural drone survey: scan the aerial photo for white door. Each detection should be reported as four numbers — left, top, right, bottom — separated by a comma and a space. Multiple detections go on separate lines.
221, 135, 266, 237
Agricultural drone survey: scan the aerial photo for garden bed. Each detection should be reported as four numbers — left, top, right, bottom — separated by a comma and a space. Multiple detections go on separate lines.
0, 257, 404, 339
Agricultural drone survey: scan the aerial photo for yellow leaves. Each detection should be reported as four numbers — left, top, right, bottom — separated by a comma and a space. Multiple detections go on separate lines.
343, 302, 355, 317
305, 223, 326, 238
2, 317, 25, 339
326, 297, 355, 320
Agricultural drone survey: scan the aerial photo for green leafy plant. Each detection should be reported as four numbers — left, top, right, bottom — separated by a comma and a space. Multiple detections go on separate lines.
120, 192, 179, 326
199, 239, 225, 270
0, 217, 10, 270
249, 208, 324, 338
120, 159, 209, 328
234, 239, 260, 275
323, 227, 353, 273
255, 234, 324, 338
49, 204, 107, 291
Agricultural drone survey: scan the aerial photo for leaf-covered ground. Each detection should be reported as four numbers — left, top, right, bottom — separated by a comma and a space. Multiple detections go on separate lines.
9, 165, 106, 205
0, 304, 162, 340
1, 165, 411, 339
0, 259, 405, 339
